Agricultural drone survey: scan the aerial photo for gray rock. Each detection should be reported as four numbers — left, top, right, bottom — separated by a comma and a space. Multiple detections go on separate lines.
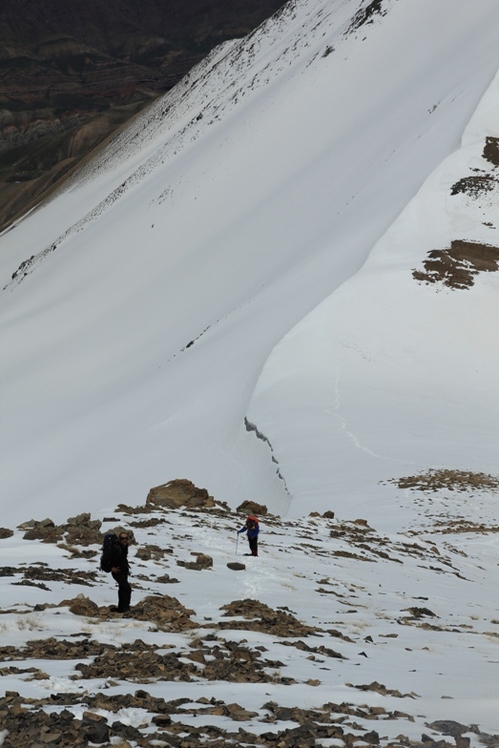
227, 562, 246, 571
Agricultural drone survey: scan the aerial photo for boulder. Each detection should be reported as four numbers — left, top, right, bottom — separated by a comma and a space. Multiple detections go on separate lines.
146, 479, 215, 510
236, 500, 267, 516
178, 553, 213, 570
63, 595, 100, 617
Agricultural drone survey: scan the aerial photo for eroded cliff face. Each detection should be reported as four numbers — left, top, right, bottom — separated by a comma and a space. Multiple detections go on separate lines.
0, 0, 285, 231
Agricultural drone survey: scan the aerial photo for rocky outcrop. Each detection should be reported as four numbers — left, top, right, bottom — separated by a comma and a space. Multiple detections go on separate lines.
236, 499, 268, 516
146, 478, 222, 510
19, 512, 103, 544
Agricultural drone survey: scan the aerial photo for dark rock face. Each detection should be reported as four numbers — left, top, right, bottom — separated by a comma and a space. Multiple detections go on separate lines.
0, 0, 286, 230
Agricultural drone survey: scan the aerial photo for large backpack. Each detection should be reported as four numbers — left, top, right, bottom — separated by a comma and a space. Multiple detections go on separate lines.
246, 515, 259, 532
100, 533, 119, 572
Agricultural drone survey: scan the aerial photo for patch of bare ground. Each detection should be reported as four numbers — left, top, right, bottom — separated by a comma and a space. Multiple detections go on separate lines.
260, 699, 416, 735
218, 598, 317, 637
428, 519, 499, 536
450, 174, 498, 198
0, 636, 115, 663
347, 680, 419, 698
74, 643, 201, 683
1, 690, 446, 748
197, 639, 289, 684
324, 520, 451, 570
483, 136, 499, 167
385, 469, 499, 493
280, 638, 345, 660
412, 240, 499, 289
0, 633, 287, 685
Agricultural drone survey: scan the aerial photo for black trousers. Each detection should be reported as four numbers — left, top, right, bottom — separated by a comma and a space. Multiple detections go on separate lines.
248, 536, 258, 556
112, 570, 131, 611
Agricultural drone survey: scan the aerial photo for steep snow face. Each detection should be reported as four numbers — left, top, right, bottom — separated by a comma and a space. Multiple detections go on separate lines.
247, 69, 499, 525
1, 0, 499, 525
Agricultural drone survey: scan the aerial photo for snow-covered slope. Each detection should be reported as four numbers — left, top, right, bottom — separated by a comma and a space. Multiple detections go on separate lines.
247, 69, 499, 527
1, 0, 499, 527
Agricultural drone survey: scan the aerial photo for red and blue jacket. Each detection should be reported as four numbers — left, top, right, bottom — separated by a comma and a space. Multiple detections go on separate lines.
238, 519, 259, 539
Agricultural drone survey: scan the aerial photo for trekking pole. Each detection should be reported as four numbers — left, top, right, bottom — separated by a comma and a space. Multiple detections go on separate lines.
235, 532, 239, 555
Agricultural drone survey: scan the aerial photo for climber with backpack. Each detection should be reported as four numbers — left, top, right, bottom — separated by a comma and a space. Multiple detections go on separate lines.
237, 515, 259, 556
100, 531, 132, 613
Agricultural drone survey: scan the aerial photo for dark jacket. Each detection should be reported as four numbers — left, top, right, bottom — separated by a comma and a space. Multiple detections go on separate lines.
111, 543, 129, 574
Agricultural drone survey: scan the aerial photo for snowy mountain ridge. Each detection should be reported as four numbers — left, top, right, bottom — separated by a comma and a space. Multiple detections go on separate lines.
1, 0, 498, 528
2, 0, 398, 288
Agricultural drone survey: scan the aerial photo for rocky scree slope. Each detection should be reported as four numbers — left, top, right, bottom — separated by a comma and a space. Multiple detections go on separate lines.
0, 475, 498, 747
